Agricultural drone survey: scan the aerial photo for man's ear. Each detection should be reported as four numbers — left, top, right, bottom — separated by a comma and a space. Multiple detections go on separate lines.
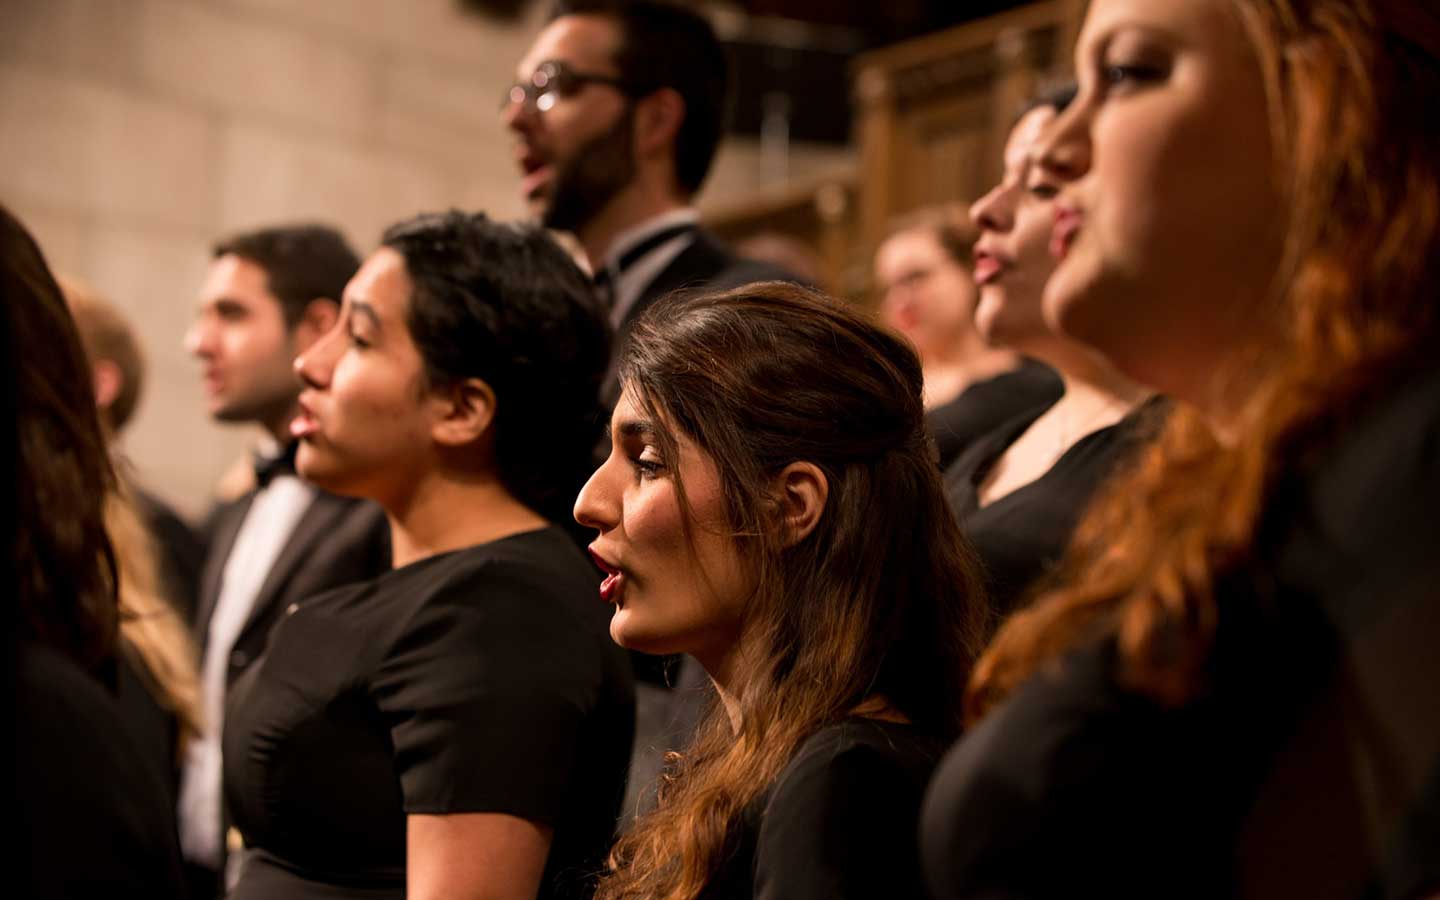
431, 377, 497, 449
771, 461, 829, 547
634, 87, 685, 157
292, 297, 339, 352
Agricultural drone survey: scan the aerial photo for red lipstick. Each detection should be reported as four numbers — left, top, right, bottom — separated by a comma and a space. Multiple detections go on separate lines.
588, 547, 625, 604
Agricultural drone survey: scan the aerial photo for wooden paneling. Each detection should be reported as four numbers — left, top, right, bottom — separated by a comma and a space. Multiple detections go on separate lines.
704, 1, 1086, 305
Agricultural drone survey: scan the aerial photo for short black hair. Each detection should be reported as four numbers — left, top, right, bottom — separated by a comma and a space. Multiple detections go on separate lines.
380, 210, 610, 523
212, 224, 360, 327
550, 0, 729, 196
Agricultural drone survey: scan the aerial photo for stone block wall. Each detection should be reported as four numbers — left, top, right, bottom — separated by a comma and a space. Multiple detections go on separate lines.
0, 0, 854, 519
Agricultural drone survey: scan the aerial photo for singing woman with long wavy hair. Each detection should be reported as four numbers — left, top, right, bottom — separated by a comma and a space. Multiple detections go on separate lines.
575, 282, 988, 900
921, 1, 1440, 897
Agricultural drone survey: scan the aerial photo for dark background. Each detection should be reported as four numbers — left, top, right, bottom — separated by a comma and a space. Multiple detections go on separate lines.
462, 0, 1037, 143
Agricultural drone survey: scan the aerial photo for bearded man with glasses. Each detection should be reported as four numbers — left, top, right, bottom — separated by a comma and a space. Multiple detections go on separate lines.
503, 1, 801, 407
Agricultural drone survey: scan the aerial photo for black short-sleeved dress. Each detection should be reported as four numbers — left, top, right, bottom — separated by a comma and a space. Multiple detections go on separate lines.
222, 526, 635, 900
698, 718, 942, 900
922, 363, 1440, 900
926, 359, 1063, 470
944, 396, 1163, 618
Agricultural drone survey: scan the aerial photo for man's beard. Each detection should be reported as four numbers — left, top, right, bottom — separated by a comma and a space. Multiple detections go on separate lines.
542, 105, 637, 234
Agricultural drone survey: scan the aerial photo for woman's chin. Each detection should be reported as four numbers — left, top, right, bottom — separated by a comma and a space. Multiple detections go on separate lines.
608, 610, 679, 657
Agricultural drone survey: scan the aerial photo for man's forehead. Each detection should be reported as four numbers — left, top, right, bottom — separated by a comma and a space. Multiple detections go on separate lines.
197, 254, 275, 307
517, 15, 621, 77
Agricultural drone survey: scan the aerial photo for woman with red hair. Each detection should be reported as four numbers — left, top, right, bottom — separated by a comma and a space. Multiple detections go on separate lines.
923, 1, 1440, 897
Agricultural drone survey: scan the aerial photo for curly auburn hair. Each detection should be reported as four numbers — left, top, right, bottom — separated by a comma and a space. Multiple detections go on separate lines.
966, 0, 1440, 716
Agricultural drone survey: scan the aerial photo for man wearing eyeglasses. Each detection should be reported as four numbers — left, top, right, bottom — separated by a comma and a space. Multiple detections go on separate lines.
504, 0, 802, 829
503, 0, 797, 405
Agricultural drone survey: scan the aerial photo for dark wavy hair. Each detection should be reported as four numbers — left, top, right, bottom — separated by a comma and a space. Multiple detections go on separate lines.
380, 210, 610, 525
550, 0, 728, 195
596, 282, 988, 900
2, 206, 119, 680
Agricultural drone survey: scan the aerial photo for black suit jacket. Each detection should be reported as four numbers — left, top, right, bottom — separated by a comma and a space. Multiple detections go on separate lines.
195, 488, 391, 687
601, 227, 801, 407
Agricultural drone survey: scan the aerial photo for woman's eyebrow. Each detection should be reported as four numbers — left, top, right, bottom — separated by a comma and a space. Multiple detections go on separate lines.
617, 419, 655, 438
349, 299, 382, 332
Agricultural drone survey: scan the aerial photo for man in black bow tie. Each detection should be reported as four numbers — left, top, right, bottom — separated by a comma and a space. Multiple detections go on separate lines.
504, 0, 810, 828
177, 224, 391, 898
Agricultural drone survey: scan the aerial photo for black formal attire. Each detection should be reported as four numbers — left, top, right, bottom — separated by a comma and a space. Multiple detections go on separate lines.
134, 485, 205, 624
926, 359, 1063, 470
944, 396, 1164, 618
17, 641, 186, 899
598, 220, 801, 408
222, 526, 635, 899
182, 458, 390, 897
921, 362, 1440, 900
698, 719, 940, 900
195, 488, 390, 684
116, 641, 184, 804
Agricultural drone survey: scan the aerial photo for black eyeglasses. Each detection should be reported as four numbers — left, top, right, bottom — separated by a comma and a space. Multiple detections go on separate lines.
501, 60, 637, 113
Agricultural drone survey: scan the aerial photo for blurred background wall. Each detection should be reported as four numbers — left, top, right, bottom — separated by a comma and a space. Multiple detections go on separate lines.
0, 0, 856, 519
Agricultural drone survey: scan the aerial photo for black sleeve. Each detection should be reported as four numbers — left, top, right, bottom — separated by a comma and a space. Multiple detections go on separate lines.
919, 644, 1234, 900
17, 644, 186, 899
754, 738, 930, 900
372, 560, 605, 823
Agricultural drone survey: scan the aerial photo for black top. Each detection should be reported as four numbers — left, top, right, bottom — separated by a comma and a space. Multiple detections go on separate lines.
134, 485, 204, 625
115, 642, 182, 804
17, 641, 186, 899
223, 526, 635, 900
944, 396, 1162, 619
926, 359, 1063, 470
922, 362, 1440, 900
700, 719, 942, 900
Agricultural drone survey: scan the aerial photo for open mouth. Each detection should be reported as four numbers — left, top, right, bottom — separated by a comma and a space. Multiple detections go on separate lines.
1051, 206, 1083, 261
588, 547, 625, 604
519, 151, 552, 199
290, 397, 320, 440
972, 252, 1005, 286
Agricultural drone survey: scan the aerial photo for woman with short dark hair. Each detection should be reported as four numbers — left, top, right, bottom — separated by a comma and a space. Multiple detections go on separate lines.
222, 211, 634, 900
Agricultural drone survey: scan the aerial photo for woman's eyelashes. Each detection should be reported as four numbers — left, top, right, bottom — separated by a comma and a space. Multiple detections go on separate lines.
630, 449, 667, 480
347, 326, 372, 350
1098, 54, 1170, 93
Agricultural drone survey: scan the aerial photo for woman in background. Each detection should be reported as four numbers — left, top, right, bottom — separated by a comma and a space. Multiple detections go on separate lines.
5, 204, 185, 898
578, 282, 987, 900
61, 275, 203, 801
875, 207, 1060, 467
944, 84, 1158, 619
222, 211, 634, 900
924, 1, 1440, 897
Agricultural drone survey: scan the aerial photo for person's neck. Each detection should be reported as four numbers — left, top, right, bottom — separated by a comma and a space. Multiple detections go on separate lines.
384, 469, 548, 569
259, 401, 301, 447
920, 329, 1021, 406
1044, 353, 1152, 442
577, 182, 689, 271
693, 645, 743, 734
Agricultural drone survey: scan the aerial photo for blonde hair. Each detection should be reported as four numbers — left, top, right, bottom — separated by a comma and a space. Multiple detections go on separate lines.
108, 477, 203, 754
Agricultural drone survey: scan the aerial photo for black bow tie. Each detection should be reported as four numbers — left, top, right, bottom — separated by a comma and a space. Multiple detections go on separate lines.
253, 443, 298, 488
